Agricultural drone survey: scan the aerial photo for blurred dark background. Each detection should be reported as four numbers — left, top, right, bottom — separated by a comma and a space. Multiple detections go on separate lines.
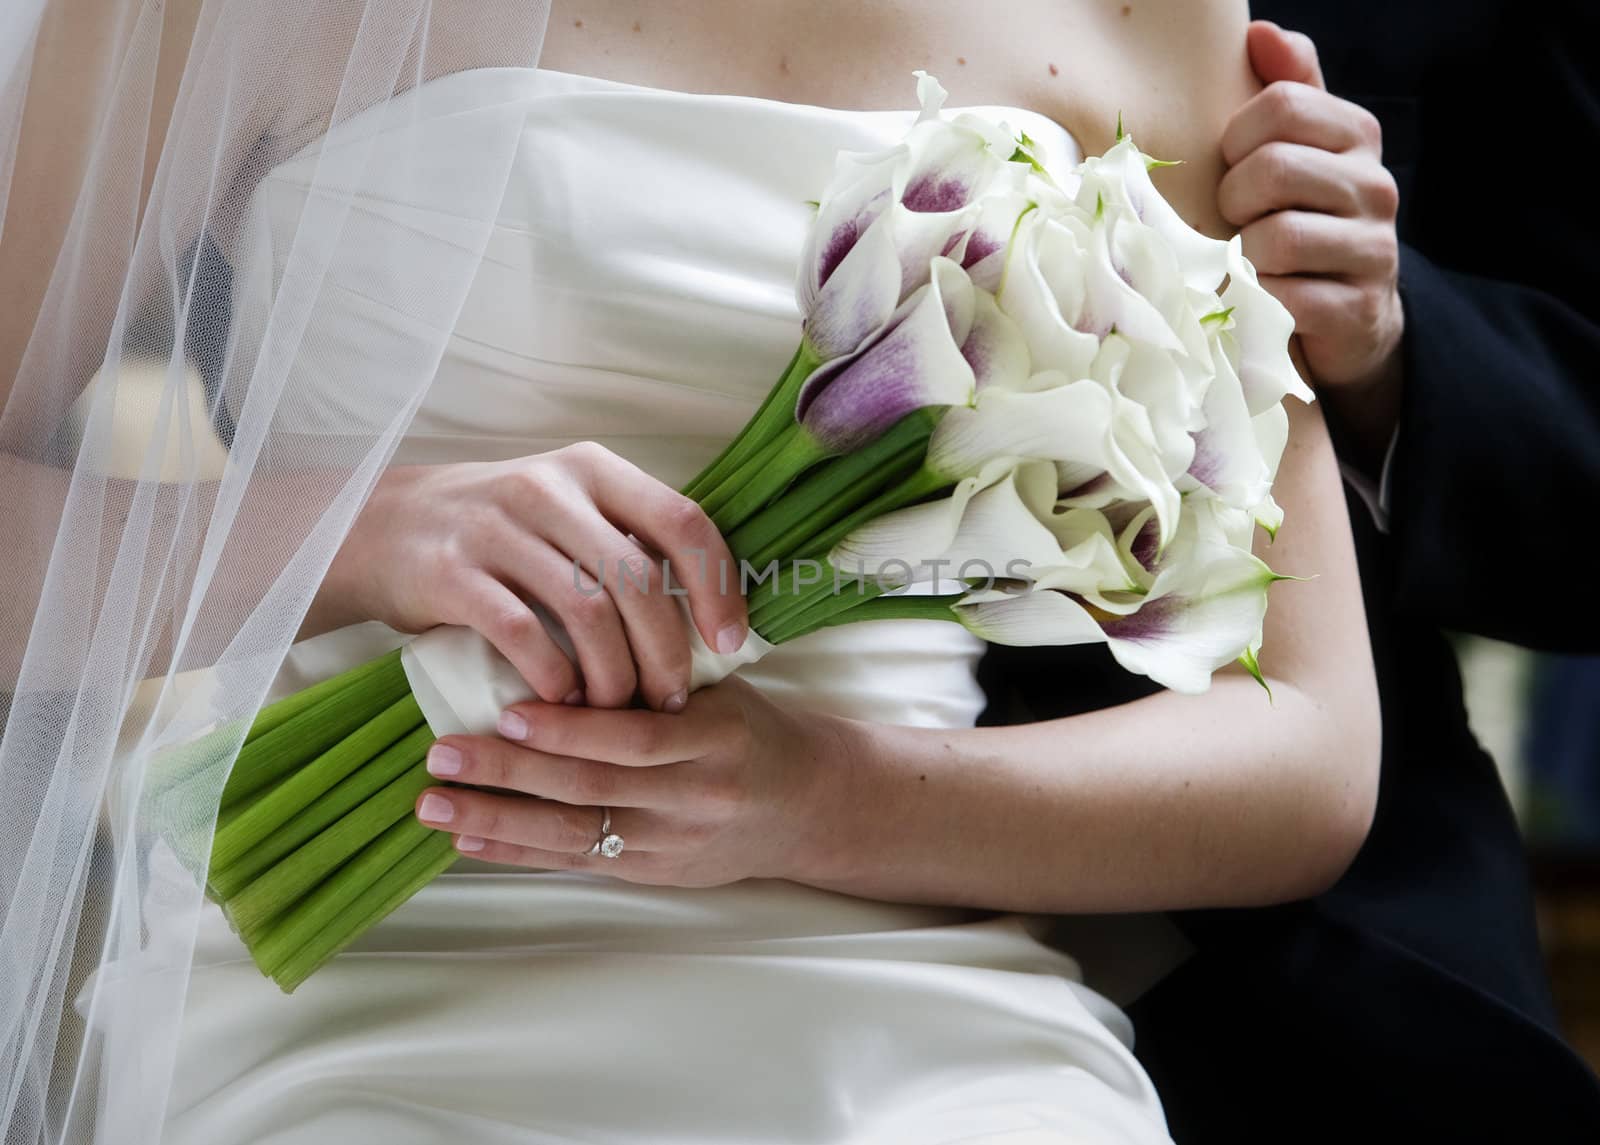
1459, 641, 1600, 1069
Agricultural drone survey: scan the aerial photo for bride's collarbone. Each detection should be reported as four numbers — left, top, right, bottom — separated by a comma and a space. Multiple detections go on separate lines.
540, 0, 1223, 146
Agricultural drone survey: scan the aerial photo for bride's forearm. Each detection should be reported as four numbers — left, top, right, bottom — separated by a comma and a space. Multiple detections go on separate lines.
798, 671, 1376, 913
793, 395, 1379, 913
0, 449, 372, 686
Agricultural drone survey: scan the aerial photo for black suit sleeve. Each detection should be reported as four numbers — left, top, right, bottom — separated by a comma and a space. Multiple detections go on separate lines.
1386, 244, 1600, 651
1378, 3, 1600, 652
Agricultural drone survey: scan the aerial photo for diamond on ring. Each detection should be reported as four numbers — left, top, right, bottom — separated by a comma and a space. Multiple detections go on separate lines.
586, 807, 624, 859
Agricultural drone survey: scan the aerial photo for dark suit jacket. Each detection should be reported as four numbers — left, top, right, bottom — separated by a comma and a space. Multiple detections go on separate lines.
980, 2, 1600, 1139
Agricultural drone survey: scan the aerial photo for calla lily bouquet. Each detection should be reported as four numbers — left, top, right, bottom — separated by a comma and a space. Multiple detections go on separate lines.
196, 73, 1310, 991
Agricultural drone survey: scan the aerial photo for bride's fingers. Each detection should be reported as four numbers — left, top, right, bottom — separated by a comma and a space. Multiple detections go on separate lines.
425, 735, 685, 809
453, 573, 581, 705
450, 838, 593, 870
449, 835, 664, 877
495, 690, 737, 766
549, 518, 692, 713
415, 787, 664, 852
581, 448, 748, 656
490, 532, 636, 710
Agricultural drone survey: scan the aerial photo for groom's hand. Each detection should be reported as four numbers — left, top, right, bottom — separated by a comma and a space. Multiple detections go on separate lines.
1220, 20, 1404, 464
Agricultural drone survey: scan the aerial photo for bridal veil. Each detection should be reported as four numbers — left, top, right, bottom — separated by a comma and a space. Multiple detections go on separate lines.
0, 3, 552, 1140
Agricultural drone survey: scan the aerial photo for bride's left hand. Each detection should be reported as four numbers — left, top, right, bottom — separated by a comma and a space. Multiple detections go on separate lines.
412, 678, 847, 885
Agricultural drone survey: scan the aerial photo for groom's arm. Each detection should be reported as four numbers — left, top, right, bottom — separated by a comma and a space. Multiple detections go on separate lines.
1357, 3, 1600, 651
1221, 12, 1600, 651
1387, 247, 1600, 651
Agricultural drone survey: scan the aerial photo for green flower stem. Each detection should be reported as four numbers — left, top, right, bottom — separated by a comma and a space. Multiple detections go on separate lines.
727, 408, 941, 568
224, 757, 438, 939
696, 424, 802, 519
798, 591, 965, 637
144, 720, 248, 808
763, 580, 888, 645
270, 830, 459, 993
208, 722, 434, 900
251, 813, 436, 980
245, 650, 404, 746
681, 343, 819, 502
739, 444, 924, 571
792, 464, 953, 567
708, 426, 830, 535
748, 565, 851, 635
745, 460, 953, 630
209, 695, 424, 875
220, 651, 409, 808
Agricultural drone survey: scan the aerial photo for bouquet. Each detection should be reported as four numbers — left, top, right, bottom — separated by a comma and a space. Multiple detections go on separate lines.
197, 73, 1311, 991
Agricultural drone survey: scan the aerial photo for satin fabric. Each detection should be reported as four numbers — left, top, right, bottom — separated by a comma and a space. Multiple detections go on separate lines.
162, 68, 1174, 1144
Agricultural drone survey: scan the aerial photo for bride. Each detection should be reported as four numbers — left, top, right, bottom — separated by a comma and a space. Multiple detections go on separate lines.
0, 1, 1378, 1142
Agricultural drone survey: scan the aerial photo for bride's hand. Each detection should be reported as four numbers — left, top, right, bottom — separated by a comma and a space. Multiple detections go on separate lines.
313, 444, 748, 712
412, 677, 846, 885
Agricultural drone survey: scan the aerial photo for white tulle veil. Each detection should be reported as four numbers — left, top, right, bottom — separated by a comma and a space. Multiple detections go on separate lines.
0, 2, 551, 1139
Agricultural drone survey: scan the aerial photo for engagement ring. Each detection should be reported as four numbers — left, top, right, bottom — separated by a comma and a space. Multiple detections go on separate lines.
587, 807, 625, 859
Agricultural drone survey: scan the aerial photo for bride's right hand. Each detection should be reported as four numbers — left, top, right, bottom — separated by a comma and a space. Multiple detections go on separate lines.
310, 442, 747, 712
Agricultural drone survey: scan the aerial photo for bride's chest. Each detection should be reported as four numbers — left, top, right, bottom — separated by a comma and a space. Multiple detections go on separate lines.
538, 0, 1129, 142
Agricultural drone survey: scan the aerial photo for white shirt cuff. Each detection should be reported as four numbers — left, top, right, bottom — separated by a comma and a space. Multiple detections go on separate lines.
1340, 428, 1399, 534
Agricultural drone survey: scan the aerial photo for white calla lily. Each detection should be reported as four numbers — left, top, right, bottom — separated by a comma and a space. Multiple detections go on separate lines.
914, 70, 950, 121
959, 190, 1035, 294
1248, 401, 1289, 535
1096, 542, 1277, 694
1113, 505, 1162, 589
828, 457, 1022, 582
1024, 507, 1142, 608
959, 286, 1032, 391
1221, 236, 1314, 414
1090, 334, 1199, 483
957, 502, 1280, 694
831, 461, 1135, 603
1185, 335, 1275, 513
1076, 135, 1231, 291
922, 375, 1162, 522
996, 209, 1101, 379
1080, 209, 1186, 351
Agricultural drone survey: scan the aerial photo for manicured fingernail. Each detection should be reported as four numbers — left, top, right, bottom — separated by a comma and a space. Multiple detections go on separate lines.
497, 710, 529, 740
426, 744, 463, 777
716, 623, 746, 655
418, 793, 455, 824
563, 689, 585, 706
663, 690, 687, 714
455, 835, 486, 853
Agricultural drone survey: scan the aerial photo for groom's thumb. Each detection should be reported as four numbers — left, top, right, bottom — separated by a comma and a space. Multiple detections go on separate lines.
1247, 20, 1326, 91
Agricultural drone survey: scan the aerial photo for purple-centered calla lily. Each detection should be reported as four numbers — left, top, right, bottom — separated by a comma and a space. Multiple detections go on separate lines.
796, 256, 981, 455
954, 496, 1284, 694
797, 72, 1021, 363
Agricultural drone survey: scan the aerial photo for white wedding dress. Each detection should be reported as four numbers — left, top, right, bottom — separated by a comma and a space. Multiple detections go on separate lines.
163, 68, 1179, 1145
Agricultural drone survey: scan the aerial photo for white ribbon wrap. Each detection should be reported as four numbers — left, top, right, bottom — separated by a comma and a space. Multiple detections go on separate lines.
400, 607, 774, 736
